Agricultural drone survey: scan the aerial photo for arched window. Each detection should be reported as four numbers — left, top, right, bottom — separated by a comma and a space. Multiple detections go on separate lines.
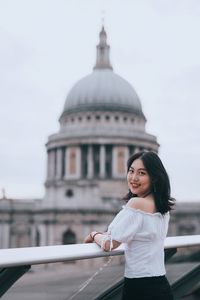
62, 229, 76, 245
62, 229, 77, 264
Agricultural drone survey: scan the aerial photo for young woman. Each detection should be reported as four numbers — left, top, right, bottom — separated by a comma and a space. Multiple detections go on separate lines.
84, 151, 175, 300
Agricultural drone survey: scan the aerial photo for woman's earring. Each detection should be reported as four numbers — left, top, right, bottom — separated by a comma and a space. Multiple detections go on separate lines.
153, 184, 156, 193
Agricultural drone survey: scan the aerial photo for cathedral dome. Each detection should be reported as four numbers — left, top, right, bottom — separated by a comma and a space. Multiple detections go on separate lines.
61, 27, 144, 117
63, 69, 143, 115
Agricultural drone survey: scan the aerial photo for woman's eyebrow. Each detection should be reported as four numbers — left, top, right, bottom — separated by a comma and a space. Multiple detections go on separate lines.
129, 167, 147, 171
129, 167, 134, 170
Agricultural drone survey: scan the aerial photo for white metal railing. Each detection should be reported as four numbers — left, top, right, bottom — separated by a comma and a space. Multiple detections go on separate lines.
0, 235, 200, 268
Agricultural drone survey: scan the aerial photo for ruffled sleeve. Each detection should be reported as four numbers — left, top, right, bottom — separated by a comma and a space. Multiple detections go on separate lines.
107, 206, 143, 243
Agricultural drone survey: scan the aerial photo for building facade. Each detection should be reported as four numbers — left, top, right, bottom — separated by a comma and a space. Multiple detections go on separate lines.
0, 27, 199, 251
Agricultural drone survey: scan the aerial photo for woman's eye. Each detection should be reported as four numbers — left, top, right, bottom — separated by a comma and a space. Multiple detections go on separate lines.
139, 171, 146, 175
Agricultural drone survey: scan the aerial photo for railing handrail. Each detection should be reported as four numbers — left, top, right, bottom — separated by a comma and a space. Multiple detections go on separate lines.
0, 235, 200, 268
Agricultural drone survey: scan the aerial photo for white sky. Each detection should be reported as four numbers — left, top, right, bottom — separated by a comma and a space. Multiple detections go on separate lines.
0, 0, 200, 201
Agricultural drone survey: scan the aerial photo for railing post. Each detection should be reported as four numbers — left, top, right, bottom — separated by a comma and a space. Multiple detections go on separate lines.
0, 265, 31, 297
164, 248, 177, 262
172, 264, 200, 299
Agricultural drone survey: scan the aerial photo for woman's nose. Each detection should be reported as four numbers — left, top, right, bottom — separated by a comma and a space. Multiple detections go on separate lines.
130, 174, 139, 182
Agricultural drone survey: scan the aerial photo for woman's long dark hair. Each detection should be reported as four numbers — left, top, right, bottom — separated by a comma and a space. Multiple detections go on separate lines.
123, 151, 175, 214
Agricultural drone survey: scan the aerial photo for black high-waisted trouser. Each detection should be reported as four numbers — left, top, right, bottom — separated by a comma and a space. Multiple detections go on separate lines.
122, 276, 174, 300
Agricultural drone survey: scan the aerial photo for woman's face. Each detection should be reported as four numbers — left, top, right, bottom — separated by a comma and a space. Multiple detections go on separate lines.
127, 158, 152, 197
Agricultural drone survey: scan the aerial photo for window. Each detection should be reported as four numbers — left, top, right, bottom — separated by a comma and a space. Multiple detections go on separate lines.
62, 229, 76, 245
115, 115, 119, 121
66, 189, 74, 198
123, 116, 127, 122
62, 229, 77, 264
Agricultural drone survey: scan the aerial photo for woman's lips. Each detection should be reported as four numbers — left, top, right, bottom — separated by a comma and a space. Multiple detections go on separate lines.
131, 184, 140, 188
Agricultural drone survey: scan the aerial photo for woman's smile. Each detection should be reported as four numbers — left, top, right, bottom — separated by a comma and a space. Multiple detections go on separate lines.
131, 184, 140, 188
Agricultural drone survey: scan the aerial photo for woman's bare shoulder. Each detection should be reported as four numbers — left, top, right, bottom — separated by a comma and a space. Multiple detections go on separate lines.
127, 197, 145, 208
127, 197, 156, 214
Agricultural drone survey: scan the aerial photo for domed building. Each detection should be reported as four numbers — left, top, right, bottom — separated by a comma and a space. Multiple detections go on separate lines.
44, 26, 159, 212
0, 27, 200, 254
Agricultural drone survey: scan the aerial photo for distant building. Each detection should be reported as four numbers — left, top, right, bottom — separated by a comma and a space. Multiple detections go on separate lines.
0, 27, 199, 250
44, 26, 158, 210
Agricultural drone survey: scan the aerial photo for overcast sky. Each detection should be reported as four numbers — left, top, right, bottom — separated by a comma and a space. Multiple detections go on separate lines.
0, 0, 200, 202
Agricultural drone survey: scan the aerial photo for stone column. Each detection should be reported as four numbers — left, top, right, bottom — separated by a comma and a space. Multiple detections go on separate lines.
48, 150, 56, 179
56, 148, 62, 180
64, 147, 68, 179
38, 224, 47, 246
46, 151, 51, 180
46, 151, 51, 179
0, 223, 9, 248
3, 224, 10, 248
47, 224, 54, 246
87, 145, 94, 179
100, 145, 105, 178
112, 146, 117, 177
111, 145, 115, 178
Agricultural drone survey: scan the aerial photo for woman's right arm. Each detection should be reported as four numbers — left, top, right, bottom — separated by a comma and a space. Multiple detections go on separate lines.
84, 231, 121, 251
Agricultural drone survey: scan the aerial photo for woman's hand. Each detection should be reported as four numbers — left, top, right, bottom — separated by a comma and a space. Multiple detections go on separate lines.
83, 233, 93, 243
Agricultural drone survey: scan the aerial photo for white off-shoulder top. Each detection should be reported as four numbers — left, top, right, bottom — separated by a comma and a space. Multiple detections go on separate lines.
107, 204, 170, 278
